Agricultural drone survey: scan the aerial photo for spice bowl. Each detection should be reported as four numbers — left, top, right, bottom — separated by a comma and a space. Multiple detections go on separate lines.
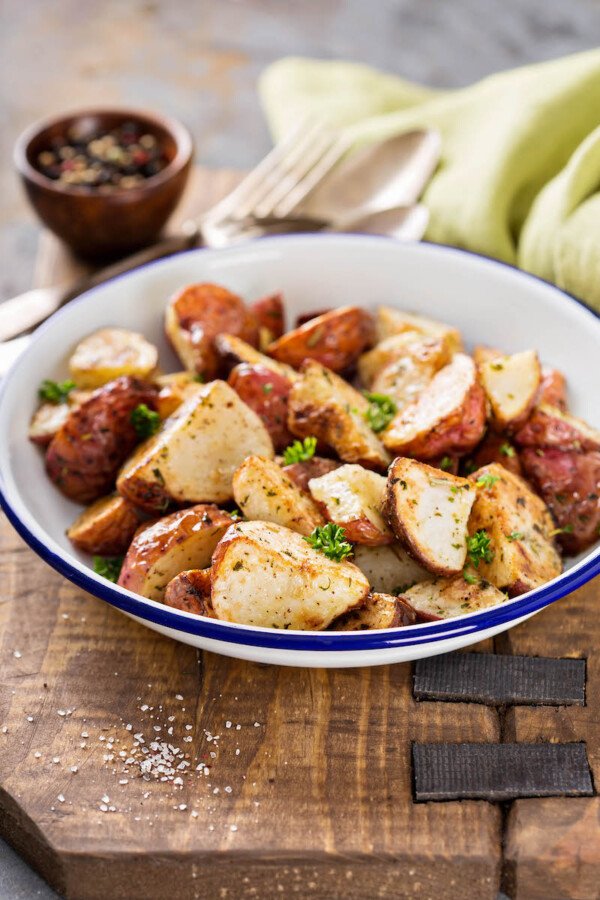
14, 108, 193, 262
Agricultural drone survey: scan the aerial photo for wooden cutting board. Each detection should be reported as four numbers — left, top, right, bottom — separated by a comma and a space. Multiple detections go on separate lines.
1, 167, 599, 900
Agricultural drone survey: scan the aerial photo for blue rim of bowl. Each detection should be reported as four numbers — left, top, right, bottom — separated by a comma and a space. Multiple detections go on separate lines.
1, 234, 599, 653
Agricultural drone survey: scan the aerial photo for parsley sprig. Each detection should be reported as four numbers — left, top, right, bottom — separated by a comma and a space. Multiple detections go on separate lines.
466, 529, 494, 568
130, 403, 161, 439
93, 555, 124, 583
363, 392, 397, 433
38, 378, 76, 404
283, 436, 317, 465
304, 523, 352, 562
476, 472, 500, 490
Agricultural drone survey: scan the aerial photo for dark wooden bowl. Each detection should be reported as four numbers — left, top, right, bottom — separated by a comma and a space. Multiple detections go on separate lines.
14, 108, 194, 262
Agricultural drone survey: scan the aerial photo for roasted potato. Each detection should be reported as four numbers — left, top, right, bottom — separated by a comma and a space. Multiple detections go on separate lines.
296, 308, 333, 328
520, 448, 600, 555
118, 505, 232, 601
46, 376, 158, 503
67, 494, 141, 555
215, 333, 299, 382
228, 363, 294, 451
282, 457, 341, 493
515, 404, 600, 453
375, 306, 462, 353
358, 331, 452, 390
352, 543, 429, 594
467, 463, 562, 595
117, 380, 274, 511
465, 431, 522, 477
287, 360, 391, 470
68, 328, 159, 389
29, 402, 72, 446
401, 575, 506, 621
249, 293, 285, 349
478, 349, 541, 430
330, 592, 417, 630
233, 455, 325, 536
210, 520, 369, 629
268, 306, 375, 373
164, 569, 214, 616
165, 282, 258, 377
154, 372, 201, 419
382, 354, 487, 459
537, 367, 568, 411
383, 458, 476, 575
308, 464, 392, 545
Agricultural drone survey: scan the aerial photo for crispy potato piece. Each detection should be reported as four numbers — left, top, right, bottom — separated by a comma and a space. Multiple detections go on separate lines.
249, 293, 285, 349
358, 332, 452, 389
154, 372, 201, 419
515, 404, 600, 453
466, 431, 522, 476
68, 328, 159, 389
228, 363, 294, 451
537, 367, 568, 411
118, 505, 232, 601
165, 283, 258, 377
478, 350, 541, 430
308, 464, 392, 545
375, 306, 462, 353
210, 520, 369, 630
282, 457, 341, 493
268, 306, 375, 372
472, 345, 502, 367
331, 592, 417, 630
352, 543, 429, 594
215, 333, 299, 382
467, 463, 562, 596
164, 569, 214, 616
118, 380, 274, 511
233, 455, 325, 536
382, 354, 487, 459
67, 495, 141, 556
520, 448, 600, 555
295, 308, 333, 328
401, 576, 506, 621
384, 458, 476, 575
29, 402, 72, 446
46, 376, 158, 503
287, 361, 390, 470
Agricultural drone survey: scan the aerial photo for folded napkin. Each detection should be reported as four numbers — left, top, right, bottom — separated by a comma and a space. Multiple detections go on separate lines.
259, 51, 600, 312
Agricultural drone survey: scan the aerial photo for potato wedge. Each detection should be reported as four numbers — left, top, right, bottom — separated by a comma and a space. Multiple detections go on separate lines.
118, 505, 232, 601
375, 306, 462, 352
154, 372, 201, 419
210, 520, 369, 630
401, 575, 506, 621
331, 592, 417, 630
467, 463, 562, 595
164, 569, 214, 616
46, 376, 158, 503
537, 367, 568, 411
68, 328, 159, 389
29, 402, 72, 446
233, 455, 325, 536
268, 306, 375, 372
382, 354, 487, 459
287, 360, 390, 470
383, 458, 476, 575
478, 350, 541, 430
228, 363, 294, 451
165, 282, 258, 377
296, 309, 333, 328
308, 464, 392, 545
466, 431, 522, 477
515, 404, 600, 453
282, 457, 341, 493
117, 380, 274, 511
249, 293, 285, 349
67, 494, 141, 555
352, 543, 429, 594
215, 333, 299, 382
358, 332, 452, 390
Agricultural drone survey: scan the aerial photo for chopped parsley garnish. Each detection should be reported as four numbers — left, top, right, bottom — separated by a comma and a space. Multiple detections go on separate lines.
130, 403, 161, 439
549, 524, 574, 537
303, 523, 352, 562
440, 456, 453, 471
229, 508, 243, 520
262, 383, 274, 394
93, 555, 124, 583
476, 472, 500, 490
363, 392, 397, 433
499, 442, 515, 458
507, 531, 524, 542
463, 570, 478, 585
38, 378, 76, 404
283, 436, 317, 465
466, 529, 494, 568
193, 373, 205, 383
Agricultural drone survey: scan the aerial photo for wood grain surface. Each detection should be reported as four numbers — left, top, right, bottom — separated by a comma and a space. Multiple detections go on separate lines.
0, 166, 598, 899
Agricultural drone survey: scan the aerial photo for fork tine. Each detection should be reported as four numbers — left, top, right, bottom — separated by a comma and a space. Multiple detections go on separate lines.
268, 132, 352, 218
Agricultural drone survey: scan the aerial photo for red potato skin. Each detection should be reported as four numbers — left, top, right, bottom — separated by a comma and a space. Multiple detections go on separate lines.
45, 376, 158, 504
282, 457, 341, 493
520, 447, 600, 554
515, 406, 599, 453
537, 368, 568, 411
227, 363, 294, 451
167, 283, 259, 377
250, 293, 285, 345
67, 496, 142, 556
268, 306, 376, 373
164, 569, 214, 616
397, 382, 487, 460
295, 308, 333, 328
329, 593, 417, 630
466, 431, 522, 476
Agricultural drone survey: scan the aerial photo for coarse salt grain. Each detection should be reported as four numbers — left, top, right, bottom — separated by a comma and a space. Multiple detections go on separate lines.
225, 721, 232, 729
1, 726, 8, 734
57, 794, 65, 803
70, 766, 78, 773
34, 751, 41, 758
179, 804, 187, 811
230, 825, 238, 832
27, 716, 34, 723
52, 757, 60, 764
175, 694, 183, 700
13, 650, 22, 659
101, 795, 110, 803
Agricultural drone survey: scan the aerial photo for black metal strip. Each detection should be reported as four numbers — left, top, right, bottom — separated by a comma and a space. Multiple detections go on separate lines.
413, 653, 585, 706
413, 742, 594, 802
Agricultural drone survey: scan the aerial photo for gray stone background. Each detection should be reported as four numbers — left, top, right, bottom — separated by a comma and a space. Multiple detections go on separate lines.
1, 0, 599, 896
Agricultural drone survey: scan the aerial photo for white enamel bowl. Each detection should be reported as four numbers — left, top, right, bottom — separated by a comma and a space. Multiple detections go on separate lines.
1, 236, 599, 667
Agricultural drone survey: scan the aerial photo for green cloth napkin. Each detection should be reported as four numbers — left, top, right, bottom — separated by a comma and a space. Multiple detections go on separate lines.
259, 51, 600, 312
